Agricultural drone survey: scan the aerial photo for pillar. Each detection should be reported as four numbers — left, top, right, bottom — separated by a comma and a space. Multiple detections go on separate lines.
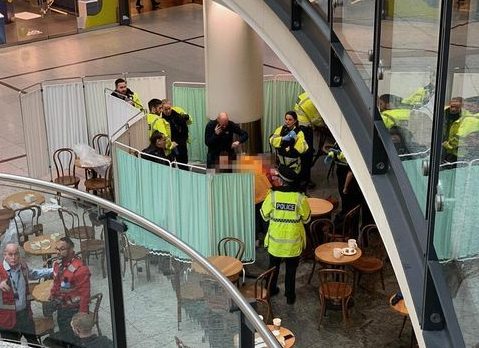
203, 0, 264, 154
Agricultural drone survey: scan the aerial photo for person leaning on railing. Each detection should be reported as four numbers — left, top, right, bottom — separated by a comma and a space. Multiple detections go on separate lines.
0, 242, 53, 346
141, 131, 171, 165
111, 78, 144, 112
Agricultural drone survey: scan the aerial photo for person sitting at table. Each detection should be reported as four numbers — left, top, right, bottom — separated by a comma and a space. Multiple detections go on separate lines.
141, 131, 172, 165
70, 312, 113, 348
48, 237, 91, 347
0, 242, 53, 346
260, 165, 311, 304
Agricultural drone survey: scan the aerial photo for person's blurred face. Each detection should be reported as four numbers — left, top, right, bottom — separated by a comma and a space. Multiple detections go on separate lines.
57, 241, 73, 259
378, 99, 388, 112
152, 104, 162, 115
162, 103, 172, 116
284, 114, 296, 128
116, 82, 128, 95
218, 115, 229, 129
155, 137, 166, 149
449, 99, 462, 115
3, 244, 20, 268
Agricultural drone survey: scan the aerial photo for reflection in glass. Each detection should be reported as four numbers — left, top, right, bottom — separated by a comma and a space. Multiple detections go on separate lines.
434, 1, 479, 345
378, 0, 441, 213
332, 0, 375, 88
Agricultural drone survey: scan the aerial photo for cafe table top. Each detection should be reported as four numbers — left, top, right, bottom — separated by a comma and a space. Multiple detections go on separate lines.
193, 255, 243, 281
75, 156, 111, 169
24, 235, 58, 256
267, 325, 296, 348
2, 191, 45, 209
307, 198, 334, 217
315, 242, 362, 266
32, 279, 53, 303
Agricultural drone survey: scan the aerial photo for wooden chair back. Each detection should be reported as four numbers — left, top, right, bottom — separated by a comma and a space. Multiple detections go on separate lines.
318, 269, 353, 301
341, 204, 361, 240
310, 218, 335, 246
58, 208, 95, 241
92, 133, 110, 156
53, 148, 77, 180
358, 224, 386, 260
14, 205, 43, 244
90, 293, 103, 336
217, 237, 245, 260
253, 267, 275, 300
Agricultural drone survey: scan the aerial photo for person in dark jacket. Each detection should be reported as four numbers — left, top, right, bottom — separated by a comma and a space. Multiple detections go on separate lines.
71, 312, 113, 348
161, 99, 191, 169
141, 131, 171, 165
205, 112, 248, 168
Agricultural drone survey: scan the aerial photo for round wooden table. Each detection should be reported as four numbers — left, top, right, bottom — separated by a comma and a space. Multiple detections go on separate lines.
2, 191, 45, 209
267, 325, 295, 348
315, 242, 362, 266
307, 198, 334, 218
24, 235, 58, 257
32, 280, 53, 303
193, 256, 243, 282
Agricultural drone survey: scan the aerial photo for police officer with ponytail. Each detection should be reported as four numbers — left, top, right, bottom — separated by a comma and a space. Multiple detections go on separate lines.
260, 165, 311, 304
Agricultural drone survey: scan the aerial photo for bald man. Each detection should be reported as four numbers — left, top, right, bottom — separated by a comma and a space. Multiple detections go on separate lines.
204, 112, 248, 168
0, 243, 52, 345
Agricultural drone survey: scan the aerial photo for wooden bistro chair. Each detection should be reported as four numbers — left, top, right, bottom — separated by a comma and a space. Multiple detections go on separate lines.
328, 204, 361, 242
217, 237, 245, 285
352, 224, 387, 292
239, 267, 276, 323
90, 293, 103, 335
84, 163, 113, 199
120, 232, 151, 291
92, 133, 111, 156
307, 218, 335, 284
53, 148, 80, 189
13, 205, 43, 246
318, 269, 354, 328
58, 207, 105, 278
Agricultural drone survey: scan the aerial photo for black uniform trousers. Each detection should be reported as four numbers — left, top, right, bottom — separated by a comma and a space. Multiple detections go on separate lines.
268, 254, 300, 299
299, 125, 314, 184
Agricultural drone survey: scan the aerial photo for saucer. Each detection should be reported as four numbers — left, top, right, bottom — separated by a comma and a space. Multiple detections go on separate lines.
341, 247, 357, 256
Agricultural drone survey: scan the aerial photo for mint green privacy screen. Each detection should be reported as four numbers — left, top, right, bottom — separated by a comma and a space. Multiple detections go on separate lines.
402, 157, 479, 260
116, 148, 255, 261
172, 78, 304, 159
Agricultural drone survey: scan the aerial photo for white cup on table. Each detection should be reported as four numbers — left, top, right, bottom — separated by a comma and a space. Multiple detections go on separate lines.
348, 239, 357, 249
333, 248, 342, 259
273, 318, 281, 330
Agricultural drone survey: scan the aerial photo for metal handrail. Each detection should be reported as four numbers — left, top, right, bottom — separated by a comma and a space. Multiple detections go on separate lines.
0, 173, 280, 348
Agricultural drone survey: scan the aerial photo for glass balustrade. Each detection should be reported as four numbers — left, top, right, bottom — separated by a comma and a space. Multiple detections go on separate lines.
378, 0, 442, 214
0, 174, 280, 348
434, 1, 479, 345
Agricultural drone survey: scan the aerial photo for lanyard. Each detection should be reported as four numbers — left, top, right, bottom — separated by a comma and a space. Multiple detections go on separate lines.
8, 268, 21, 298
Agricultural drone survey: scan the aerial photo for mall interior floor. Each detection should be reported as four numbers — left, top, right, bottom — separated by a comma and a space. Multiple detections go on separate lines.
0, 3, 415, 347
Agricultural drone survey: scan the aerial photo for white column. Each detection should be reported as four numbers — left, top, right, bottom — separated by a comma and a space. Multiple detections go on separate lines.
203, 0, 264, 152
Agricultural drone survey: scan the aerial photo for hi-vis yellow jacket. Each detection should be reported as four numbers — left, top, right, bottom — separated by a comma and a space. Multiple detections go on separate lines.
381, 109, 411, 129
270, 126, 309, 173
294, 92, 324, 127
146, 113, 175, 154
261, 190, 311, 258
443, 112, 477, 155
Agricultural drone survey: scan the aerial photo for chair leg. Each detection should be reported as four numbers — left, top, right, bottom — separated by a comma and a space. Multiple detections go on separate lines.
146, 258, 151, 281
130, 261, 135, 291
399, 316, 408, 338
341, 299, 348, 325
308, 261, 317, 284
380, 269, 385, 291
101, 252, 106, 279
318, 296, 326, 329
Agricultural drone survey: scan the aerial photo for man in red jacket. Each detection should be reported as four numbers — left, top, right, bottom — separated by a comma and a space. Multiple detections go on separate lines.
50, 236, 91, 346
0, 242, 53, 345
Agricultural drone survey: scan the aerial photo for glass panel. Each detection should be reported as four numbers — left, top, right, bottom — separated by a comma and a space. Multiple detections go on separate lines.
0, 184, 113, 347
332, 0, 375, 88
378, 0, 442, 213
310, 0, 328, 19
434, 1, 479, 345
120, 218, 245, 347
0, 0, 77, 45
